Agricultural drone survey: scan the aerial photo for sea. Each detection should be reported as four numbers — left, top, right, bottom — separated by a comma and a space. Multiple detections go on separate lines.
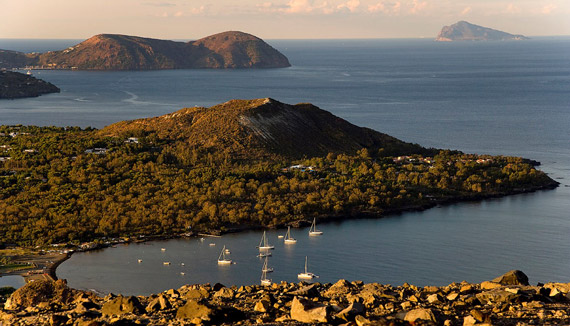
0, 37, 569, 295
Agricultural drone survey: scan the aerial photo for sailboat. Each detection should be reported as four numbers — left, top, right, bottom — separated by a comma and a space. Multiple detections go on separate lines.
308, 218, 323, 236
257, 231, 275, 250
284, 226, 297, 244
217, 245, 232, 265
261, 257, 272, 285
297, 256, 318, 279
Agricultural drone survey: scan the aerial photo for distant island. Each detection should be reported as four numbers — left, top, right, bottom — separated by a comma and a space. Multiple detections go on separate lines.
436, 21, 529, 41
0, 31, 290, 70
0, 98, 557, 247
0, 71, 60, 99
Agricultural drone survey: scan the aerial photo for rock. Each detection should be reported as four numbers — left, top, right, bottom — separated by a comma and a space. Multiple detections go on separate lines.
183, 287, 210, 300
492, 270, 529, 286
324, 279, 354, 298
165, 289, 180, 298
336, 301, 365, 321
101, 296, 144, 316
4, 280, 75, 311
476, 289, 520, 305
146, 294, 172, 312
404, 308, 437, 323
288, 283, 320, 298
254, 300, 271, 313
463, 315, 477, 326
400, 301, 413, 310
213, 287, 234, 300
49, 314, 69, 326
355, 315, 371, 326
460, 284, 474, 294
446, 292, 459, 301
480, 281, 502, 290
290, 296, 330, 323
176, 300, 215, 321
427, 293, 444, 304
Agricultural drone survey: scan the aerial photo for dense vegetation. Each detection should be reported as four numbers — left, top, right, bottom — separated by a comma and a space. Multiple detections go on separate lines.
0, 71, 60, 99
0, 125, 556, 247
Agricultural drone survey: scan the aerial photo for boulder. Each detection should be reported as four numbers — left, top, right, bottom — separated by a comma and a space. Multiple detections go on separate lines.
476, 289, 520, 305
492, 270, 529, 286
176, 300, 215, 321
404, 308, 437, 323
288, 283, 320, 298
480, 281, 502, 290
427, 293, 444, 304
183, 287, 210, 300
213, 287, 234, 300
336, 300, 365, 321
4, 280, 75, 311
101, 296, 144, 316
324, 279, 354, 298
254, 300, 271, 313
290, 296, 331, 323
146, 294, 172, 312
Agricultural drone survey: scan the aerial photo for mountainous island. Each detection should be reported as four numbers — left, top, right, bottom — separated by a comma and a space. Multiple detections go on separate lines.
0, 99, 557, 248
0, 31, 290, 70
436, 21, 529, 41
0, 71, 60, 99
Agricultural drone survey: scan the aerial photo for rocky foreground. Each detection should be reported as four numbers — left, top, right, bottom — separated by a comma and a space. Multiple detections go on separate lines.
2, 270, 570, 325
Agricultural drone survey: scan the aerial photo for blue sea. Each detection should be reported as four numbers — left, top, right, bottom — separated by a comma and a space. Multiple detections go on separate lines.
1, 37, 569, 294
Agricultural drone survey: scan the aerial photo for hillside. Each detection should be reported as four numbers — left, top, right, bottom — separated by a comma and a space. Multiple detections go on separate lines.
436, 21, 529, 41
0, 71, 60, 99
0, 31, 290, 70
101, 98, 431, 159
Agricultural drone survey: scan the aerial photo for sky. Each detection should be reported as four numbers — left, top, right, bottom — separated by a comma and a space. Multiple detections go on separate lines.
1, 0, 569, 39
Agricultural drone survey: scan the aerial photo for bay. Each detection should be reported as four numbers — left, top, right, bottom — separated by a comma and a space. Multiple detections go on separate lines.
1, 38, 569, 294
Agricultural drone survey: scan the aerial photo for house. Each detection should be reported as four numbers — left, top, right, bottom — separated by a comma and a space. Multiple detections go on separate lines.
125, 137, 139, 144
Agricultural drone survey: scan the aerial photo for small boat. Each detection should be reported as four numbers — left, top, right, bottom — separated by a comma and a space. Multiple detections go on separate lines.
181, 263, 185, 266
298, 256, 318, 279
209, 243, 216, 246
257, 231, 275, 251
224, 248, 231, 254
217, 245, 232, 265
257, 252, 272, 258
161, 248, 166, 251
309, 218, 323, 236
163, 262, 171, 265
137, 259, 143, 263
180, 272, 185, 275
262, 256, 273, 273
26, 70, 32, 75
200, 237, 205, 242
277, 235, 284, 239
261, 257, 272, 285
284, 226, 297, 244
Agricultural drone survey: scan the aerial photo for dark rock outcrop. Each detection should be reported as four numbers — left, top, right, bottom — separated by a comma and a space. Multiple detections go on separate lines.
436, 21, 529, 41
0, 71, 60, 99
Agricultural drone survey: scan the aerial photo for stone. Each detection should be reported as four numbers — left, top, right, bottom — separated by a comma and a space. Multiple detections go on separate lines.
146, 294, 172, 312
183, 287, 210, 300
463, 315, 477, 326
447, 292, 459, 301
492, 270, 529, 286
101, 296, 144, 316
400, 301, 413, 310
324, 279, 354, 298
480, 281, 502, 290
470, 309, 490, 323
404, 308, 437, 323
427, 293, 443, 304
355, 315, 372, 326
336, 301, 365, 321
288, 283, 320, 298
4, 280, 75, 310
476, 289, 520, 305
254, 300, 271, 313
166, 289, 180, 298
290, 296, 330, 323
460, 284, 474, 294
213, 287, 234, 300
176, 300, 215, 321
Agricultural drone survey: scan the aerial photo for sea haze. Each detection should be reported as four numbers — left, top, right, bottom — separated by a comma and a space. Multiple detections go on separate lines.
1, 37, 569, 294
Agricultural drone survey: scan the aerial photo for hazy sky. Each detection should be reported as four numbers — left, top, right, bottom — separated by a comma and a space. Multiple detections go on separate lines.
1, 0, 569, 39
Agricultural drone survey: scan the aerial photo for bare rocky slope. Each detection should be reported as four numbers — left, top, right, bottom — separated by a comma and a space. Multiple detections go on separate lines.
2, 270, 570, 325
436, 21, 529, 42
0, 31, 290, 70
0, 71, 60, 99
100, 98, 433, 159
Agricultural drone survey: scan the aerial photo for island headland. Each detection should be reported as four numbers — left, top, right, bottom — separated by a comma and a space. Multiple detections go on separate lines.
0, 98, 558, 251
2, 270, 570, 325
436, 21, 529, 42
0, 31, 291, 70
0, 71, 60, 99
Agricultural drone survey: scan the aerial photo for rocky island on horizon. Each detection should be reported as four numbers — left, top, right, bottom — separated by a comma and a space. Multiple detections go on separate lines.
0, 31, 291, 70
436, 21, 529, 42
0, 71, 60, 99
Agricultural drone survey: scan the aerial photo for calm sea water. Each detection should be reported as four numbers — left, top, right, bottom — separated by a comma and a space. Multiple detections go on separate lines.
1, 38, 569, 294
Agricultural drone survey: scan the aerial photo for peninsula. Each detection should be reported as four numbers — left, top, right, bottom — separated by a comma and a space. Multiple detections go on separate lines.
0, 71, 60, 99
0, 31, 290, 70
436, 21, 529, 41
0, 98, 557, 248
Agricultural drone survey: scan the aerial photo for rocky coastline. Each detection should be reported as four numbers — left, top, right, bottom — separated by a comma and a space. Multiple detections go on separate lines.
2, 270, 570, 325
0, 71, 60, 99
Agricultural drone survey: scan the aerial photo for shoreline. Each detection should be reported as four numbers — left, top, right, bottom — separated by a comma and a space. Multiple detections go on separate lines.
1, 180, 558, 287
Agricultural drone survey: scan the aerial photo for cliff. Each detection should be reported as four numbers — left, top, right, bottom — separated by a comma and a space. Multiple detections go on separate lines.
100, 98, 431, 159
0, 32, 290, 70
0, 71, 60, 99
436, 21, 529, 41
2, 270, 570, 325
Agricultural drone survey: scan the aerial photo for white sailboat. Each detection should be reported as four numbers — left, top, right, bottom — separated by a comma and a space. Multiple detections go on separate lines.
284, 226, 297, 244
261, 257, 272, 285
257, 251, 272, 258
308, 218, 323, 236
217, 245, 232, 265
297, 256, 318, 279
257, 231, 275, 250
